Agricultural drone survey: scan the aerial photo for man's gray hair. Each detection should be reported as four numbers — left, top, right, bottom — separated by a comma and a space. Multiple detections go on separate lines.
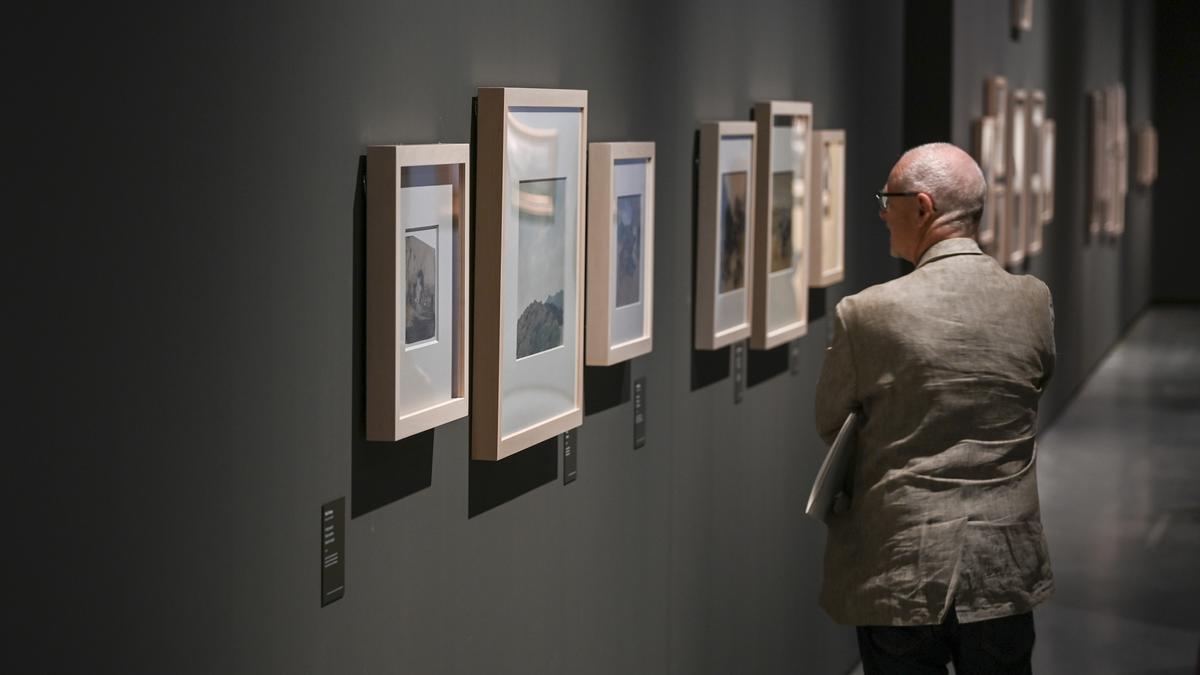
894, 142, 986, 236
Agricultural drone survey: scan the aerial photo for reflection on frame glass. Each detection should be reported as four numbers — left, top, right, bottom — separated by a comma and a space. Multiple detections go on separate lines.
770, 171, 793, 273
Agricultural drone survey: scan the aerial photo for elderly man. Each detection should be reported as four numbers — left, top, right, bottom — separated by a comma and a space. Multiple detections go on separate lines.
815, 143, 1055, 674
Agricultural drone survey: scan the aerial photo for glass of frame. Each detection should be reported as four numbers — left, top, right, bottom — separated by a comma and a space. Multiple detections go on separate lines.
473, 87, 586, 461
1006, 89, 1028, 268
1027, 90, 1046, 256
586, 142, 655, 366
809, 129, 846, 288
972, 116, 998, 252
750, 101, 811, 350
695, 121, 756, 350
365, 144, 469, 441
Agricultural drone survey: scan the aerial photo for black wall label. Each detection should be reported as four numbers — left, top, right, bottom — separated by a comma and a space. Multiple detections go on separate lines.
321, 498, 345, 606
563, 429, 578, 484
789, 340, 802, 376
733, 341, 746, 404
633, 377, 647, 449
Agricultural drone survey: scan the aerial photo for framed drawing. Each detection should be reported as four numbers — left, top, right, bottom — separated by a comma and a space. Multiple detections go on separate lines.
750, 101, 811, 350
1040, 119, 1056, 224
1135, 123, 1157, 188
696, 121, 756, 350
972, 116, 999, 251
1027, 90, 1046, 256
473, 87, 586, 461
1087, 88, 1108, 238
366, 144, 470, 441
984, 76, 1009, 181
1012, 0, 1033, 35
989, 183, 1008, 265
586, 142, 655, 365
809, 129, 846, 288
1005, 89, 1028, 267
1107, 84, 1128, 237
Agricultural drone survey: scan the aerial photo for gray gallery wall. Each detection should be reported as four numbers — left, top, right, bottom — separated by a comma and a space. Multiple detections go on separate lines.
8, 1, 1159, 674
1153, 0, 1200, 301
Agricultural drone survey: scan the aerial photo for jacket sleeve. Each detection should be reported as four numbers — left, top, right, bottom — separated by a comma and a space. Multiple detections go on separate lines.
815, 298, 859, 446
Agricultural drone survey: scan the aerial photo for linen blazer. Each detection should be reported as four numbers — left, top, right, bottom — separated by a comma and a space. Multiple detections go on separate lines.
815, 237, 1056, 627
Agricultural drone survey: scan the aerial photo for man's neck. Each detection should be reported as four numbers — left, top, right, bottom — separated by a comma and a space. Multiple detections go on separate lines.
909, 224, 969, 265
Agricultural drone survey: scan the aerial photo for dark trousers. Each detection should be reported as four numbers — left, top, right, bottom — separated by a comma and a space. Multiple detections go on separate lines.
857, 609, 1035, 675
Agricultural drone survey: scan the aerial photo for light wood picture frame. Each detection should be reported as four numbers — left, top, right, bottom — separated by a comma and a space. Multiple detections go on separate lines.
1027, 90, 1046, 256
586, 142, 655, 366
1011, 0, 1034, 35
1005, 89, 1029, 267
751, 101, 811, 350
366, 144, 470, 441
473, 87, 587, 461
809, 129, 846, 288
1135, 123, 1158, 188
696, 121, 756, 351
972, 116, 999, 252
984, 76, 1009, 181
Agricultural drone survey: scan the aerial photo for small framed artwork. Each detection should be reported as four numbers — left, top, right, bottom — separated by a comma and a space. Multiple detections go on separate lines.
1005, 89, 1028, 267
696, 121, 756, 350
366, 144, 470, 441
1107, 84, 1128, 237
1026, 90, 1046, 256
1135, 123, 1157, 188
1039, 119, 1056, 224
972, 116, 998, 251
809, 129, 846, 288
988, 183, 1009, 265
473, 87, 587, 461
586, 142, 655, 365
984, 76, 1009, 181
1011, 0, 1034, 36
1087, 88, 1109, 238
751, 101, 811, 350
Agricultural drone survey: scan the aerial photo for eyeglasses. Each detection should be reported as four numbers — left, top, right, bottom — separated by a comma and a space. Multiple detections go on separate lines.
875, 191, 920, 211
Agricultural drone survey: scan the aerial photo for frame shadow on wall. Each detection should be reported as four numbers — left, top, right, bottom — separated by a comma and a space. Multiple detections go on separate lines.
690, 129, 732, 390
350, 155, 436, 518
584, 363, 632, 415
747, 343, 789, 387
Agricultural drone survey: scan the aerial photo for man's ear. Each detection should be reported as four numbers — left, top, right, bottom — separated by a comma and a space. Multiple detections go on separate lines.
917, 192, 934, 218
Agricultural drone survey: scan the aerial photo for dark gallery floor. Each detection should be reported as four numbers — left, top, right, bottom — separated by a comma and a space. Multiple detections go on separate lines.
850, 305, 1200, 675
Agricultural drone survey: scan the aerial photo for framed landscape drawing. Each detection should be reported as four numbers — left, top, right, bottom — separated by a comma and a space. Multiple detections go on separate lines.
586, 142, 655, 365
1088, 88, 1109, 238
750, 101, 811, 350
474, 87, 586, 461
809, 129, 846, 288
984, 76, 1009, 181
366, 144, 469, 441
1107, 84, 1128, 237
1005, 89, 1028, 267
696, 121, 756, 350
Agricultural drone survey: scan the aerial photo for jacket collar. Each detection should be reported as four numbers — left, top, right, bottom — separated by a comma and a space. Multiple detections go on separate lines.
915, 237, 983, 268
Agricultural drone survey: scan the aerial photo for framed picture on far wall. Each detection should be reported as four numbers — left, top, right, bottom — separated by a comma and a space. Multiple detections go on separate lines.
750, 100, 811, 350
473, 87, 586, 461
1040, 119, 1056, 223
365, 144, 470, 441
1006, 88, 1029, 268
809, 129, 846, 288
984, 76, 1009, 181
1135, 123, 1157, 188
1027, 90, 1046, 256
972, 116, 999, 252
696, 120, 756, 350
586, 142, 655, 366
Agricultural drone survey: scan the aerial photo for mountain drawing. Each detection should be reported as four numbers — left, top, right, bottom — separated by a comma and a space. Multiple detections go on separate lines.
516, 291, 564, 358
